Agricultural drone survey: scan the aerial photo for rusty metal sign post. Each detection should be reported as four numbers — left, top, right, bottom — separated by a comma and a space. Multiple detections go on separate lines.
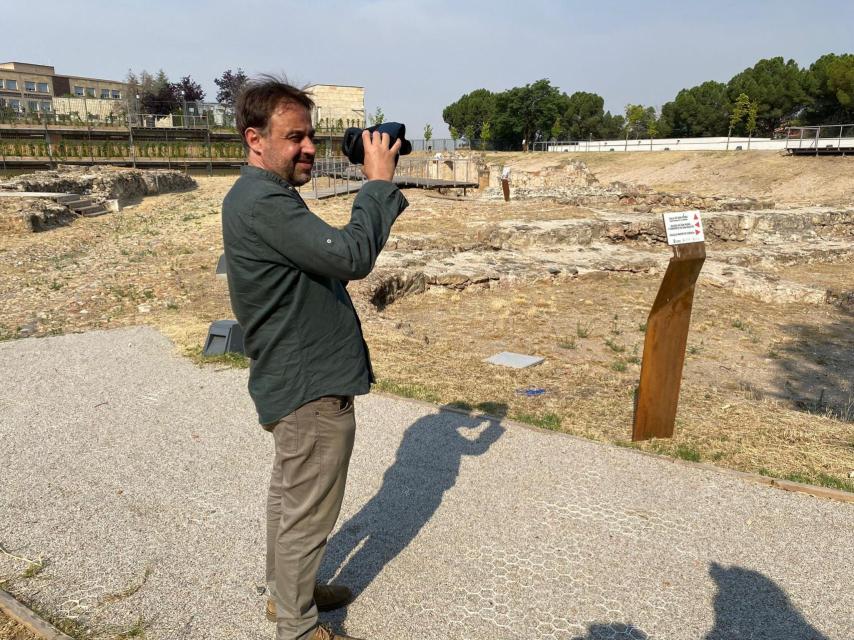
632, 211, 706, 441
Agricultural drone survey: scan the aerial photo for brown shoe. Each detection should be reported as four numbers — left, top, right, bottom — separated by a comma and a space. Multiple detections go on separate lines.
310, 625, 363, 640
314, 583, 353, 611
266, 583, 353, 621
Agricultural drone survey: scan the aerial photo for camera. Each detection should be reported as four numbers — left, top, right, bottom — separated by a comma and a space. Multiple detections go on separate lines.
341, 122, 413, 165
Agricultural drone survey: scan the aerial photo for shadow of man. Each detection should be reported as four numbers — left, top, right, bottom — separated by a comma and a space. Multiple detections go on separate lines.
318, 403, 506, 628
704, 562, 829, 640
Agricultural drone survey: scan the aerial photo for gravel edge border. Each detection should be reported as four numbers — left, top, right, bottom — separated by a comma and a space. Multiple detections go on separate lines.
0, 589, 72, 640
374, 391, 854, 505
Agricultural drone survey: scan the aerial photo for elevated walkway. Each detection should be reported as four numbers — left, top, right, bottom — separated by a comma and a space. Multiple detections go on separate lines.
301, 155, 477, 199
300, 175, 478, 200
785, 124, 854, 156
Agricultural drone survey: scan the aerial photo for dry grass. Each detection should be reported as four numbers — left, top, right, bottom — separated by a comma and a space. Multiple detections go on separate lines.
364, 273, 853, 490
0, 612, 39, 640
1, 157, 852, 492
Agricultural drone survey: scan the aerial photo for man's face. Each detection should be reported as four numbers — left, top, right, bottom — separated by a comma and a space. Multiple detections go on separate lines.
248, 103, 316, 186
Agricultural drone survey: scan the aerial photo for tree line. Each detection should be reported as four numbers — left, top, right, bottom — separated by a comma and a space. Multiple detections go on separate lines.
442, 53, 854, 147
125, 68, 249, 114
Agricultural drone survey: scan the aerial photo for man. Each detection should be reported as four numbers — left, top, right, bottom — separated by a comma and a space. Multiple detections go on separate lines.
221, 76, 407, 640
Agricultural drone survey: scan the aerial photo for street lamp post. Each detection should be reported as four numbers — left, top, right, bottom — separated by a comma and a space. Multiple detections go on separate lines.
128, 94, 138, 168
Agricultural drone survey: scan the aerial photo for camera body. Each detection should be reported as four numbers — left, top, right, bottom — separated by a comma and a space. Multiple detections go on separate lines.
341, 122, 413, 165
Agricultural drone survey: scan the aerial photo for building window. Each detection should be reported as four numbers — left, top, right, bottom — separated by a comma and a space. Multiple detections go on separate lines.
25, 81, 36, 91
86, 87, 96, 97
0, 80, 4, 89
10, 99, 21, 111
101, 88, 110, 99
6, 79, 18, 90
40, 101, 52, 112
37, 82, 49, 93
27, 100, 38, 112
74, 86, 84, 96
111, 90, 121, 99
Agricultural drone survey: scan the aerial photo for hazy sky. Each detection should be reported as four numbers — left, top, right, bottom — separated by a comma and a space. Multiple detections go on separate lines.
5, 0, 853, 137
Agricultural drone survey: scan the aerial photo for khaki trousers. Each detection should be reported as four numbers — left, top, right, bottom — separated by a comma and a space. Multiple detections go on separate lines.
265, 395, 356, 640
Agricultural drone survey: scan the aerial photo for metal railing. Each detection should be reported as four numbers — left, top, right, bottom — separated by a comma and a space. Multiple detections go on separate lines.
295, 154, 477, 199
785, 124, 854, 154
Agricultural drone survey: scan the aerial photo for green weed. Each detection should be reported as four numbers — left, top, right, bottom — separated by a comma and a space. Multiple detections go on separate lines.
604, 338, 625, 353
512, 411, 562, 431
375, 379, 440, 404
675, 444, 701, 462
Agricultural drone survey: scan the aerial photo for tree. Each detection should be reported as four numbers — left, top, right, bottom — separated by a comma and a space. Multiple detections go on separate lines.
746, 100, 758, 149
449, 126, 459, 146
442, 88, 495, 141
369, 106, 384, 125
647, 116, 659, 150
214, 68, 248, 108
481, 121, 492, 150
174, 75, 205, 102
658, 81, 731, 137
126, 69, 157, 112
550, 115, 564, 140
600, 112, 626, 139
727, 57, 810, 135
153, 69, 170, 93
562, 91, 612, 140
128, 69, 177, 114
463, 124, 475, 147
802, 53, 854, 124
423, 123, 432, 144
729, 92, 751, 137
624, 104, 645, 139
491, 79, 564, 150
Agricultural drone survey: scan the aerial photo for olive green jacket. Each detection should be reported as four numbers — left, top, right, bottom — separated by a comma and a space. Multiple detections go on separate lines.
221, 166, 408, 424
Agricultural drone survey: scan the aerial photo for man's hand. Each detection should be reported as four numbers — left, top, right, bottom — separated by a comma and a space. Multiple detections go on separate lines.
361, 130, 402, 182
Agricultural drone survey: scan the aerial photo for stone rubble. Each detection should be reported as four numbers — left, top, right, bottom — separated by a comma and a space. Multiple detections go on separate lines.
0, 165, 196, 205
0, 166, 198, 232
360, 159, 853, 310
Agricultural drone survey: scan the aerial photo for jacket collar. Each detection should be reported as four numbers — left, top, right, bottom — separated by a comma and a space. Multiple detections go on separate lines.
240, 165, 296, 192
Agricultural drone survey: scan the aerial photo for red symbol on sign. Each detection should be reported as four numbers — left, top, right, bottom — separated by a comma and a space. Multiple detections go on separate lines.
694, 213, 699, 221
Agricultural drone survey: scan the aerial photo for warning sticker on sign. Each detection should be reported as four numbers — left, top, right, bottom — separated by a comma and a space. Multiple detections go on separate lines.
663, 210, 704, 246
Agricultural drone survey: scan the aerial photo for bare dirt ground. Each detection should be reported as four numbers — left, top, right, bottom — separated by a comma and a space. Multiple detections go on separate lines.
1, 151, 852, 492
490, 150, 854, 206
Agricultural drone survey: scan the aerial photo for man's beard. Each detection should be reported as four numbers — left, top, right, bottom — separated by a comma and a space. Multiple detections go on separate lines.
291, 156, 314, 186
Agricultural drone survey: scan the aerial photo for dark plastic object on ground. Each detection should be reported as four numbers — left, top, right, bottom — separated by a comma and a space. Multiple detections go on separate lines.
203, 320, 245, 356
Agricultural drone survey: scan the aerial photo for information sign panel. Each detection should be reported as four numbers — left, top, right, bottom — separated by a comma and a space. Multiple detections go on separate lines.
663, 210, 704, 246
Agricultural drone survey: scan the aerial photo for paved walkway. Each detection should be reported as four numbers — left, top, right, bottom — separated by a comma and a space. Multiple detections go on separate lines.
1, 327, 851, 639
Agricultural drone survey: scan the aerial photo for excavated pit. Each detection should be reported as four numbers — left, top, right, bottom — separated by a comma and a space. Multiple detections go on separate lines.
0, 165, 197, 204
358, 159, 853, 311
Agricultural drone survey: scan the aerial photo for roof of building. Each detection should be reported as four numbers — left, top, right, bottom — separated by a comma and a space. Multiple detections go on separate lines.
305, 83, 364, 90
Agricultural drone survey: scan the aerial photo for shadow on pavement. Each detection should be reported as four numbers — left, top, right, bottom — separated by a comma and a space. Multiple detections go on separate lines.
703, 562, 829, 640
319, 403, 506, 632
570, 563, 828, 639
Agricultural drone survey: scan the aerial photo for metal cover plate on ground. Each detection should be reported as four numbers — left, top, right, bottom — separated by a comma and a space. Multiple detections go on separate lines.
485, 352, 544, 368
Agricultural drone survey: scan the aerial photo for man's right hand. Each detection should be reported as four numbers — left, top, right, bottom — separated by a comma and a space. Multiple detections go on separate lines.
361, 130, 402, 182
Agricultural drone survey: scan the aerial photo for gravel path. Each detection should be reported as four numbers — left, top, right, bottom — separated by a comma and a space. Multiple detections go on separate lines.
1, 327, 851, 639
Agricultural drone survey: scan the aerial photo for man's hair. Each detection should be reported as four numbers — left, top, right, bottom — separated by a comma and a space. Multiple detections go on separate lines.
236, 75, 315, 144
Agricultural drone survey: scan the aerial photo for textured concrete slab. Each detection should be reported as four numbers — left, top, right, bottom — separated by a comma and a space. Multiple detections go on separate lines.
485, 351, 545, 369
0, 327, 851, 640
